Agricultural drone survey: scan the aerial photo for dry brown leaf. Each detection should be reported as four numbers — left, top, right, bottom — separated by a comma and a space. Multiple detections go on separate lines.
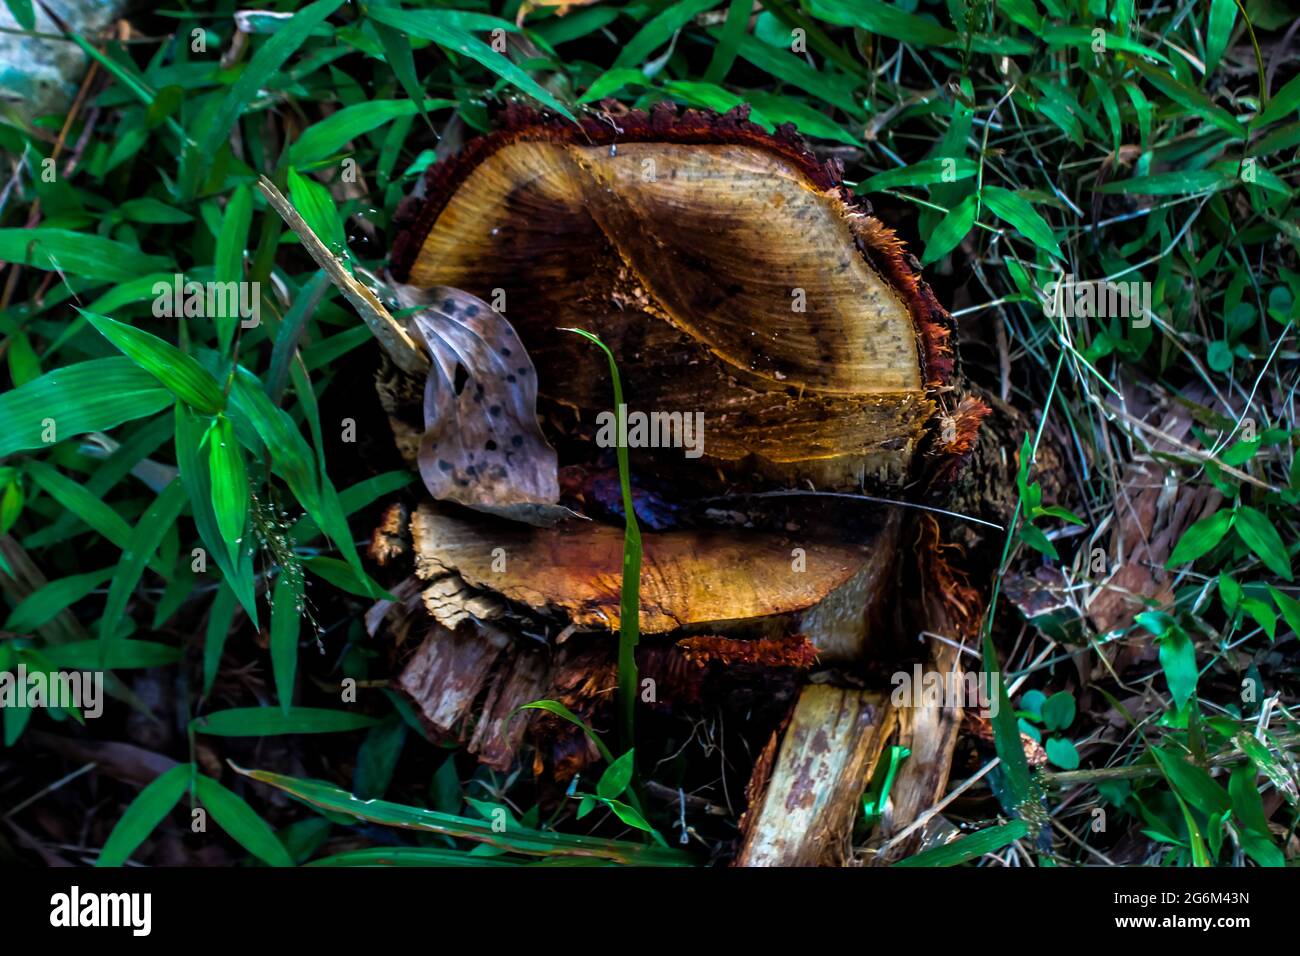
392, 284, 568, 526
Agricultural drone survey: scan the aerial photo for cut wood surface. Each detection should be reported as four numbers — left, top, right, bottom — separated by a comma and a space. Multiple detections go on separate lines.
735, 685, 895, 867
389, 104, 962, 491
410, 502, 874, 636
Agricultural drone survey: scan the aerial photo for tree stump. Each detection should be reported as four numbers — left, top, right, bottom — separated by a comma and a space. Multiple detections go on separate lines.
367, 102, 992, 865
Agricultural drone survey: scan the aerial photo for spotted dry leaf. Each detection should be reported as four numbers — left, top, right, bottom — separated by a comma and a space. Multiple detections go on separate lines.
394, 283, 567, 526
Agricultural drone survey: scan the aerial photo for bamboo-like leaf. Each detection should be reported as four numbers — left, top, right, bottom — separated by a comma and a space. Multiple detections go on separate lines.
194, 774, 294, 867
1167, 509, 1233, 565
192, 707, 379, 736
809, 0, 958, 46
96, 763, 192, 867
982, 186, 1063, 259
176, 405, 259, 624
214, 185, 253, 353
893, 820, 1029, 866
5, 0, 35, 30
45, 639, 181, 670
0, 228, 171, 282
1205, 0, 1237, 73
270, 569, 304, 713
0, 358, 173, 459
188, 0, 346, 190
288, 98, 454, 165
3, 567, 115, 634
206, 415, 248, 569
307, 846, 521, 866
922, 193, 979, 266
367, 6, 575, 121
1234, 505, 1292, 581
82, 310, 225, 414
235, 766, 694, 866
98, 478, 188, 645
25, 460, 133, 550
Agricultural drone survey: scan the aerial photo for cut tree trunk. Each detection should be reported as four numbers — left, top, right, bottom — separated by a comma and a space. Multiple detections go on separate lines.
363, 102, 995, 866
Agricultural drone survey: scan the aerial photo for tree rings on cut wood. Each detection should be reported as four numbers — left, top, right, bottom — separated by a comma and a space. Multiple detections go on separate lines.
389, 102, 961, 492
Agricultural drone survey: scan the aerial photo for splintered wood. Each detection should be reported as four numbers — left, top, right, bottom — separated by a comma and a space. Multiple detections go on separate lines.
737, 686, 895, 867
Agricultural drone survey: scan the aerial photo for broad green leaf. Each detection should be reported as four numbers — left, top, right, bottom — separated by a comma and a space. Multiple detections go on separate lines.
206, 415, 248, 569
0, 358, 172, 459
1267, 585, 1300, 638
1097, 170, 1234, 195
194, 774, 294, 867
96, 763, 192, 867
303, 556, 378, 598
365, 3, 431, 128
597, 749, 636, 800
82, 311, 225, 414
99, 478, 188, 644
45, 639, 181, 670
1155, 623, 1197, 710
176, 404, 258, 623
354, 717, 407, 800
288, 98, 454, 165
1134, 62, 1246, 139
270, 569, 304, 713
515, 699, 614, 763
204, 582, 239, 695
0, 228, 171, 282
1040, 26, 1169, 64
307, 846, 519, 866
3, 567, 115, 634
612, 0, 723, 70
602, 797, 656, 834
809, 0, 957, 46
893, 820, 1029, 866
1228, 764, 1272, 837
1255, 73, 1300, 127
743, 91, 860, 147
982, 186, 1063, 259
288, 167, 347, 257
1237, 826, 1285, 867
189, 0, 346, 189
1045, 737, 1079, 769
1152, 747, 1231, 817
213, 186, 253, 353
236, 767, 693, 866
5, 0, 35, 30
368, 7, 575, 121
860, 158, 978, 192
1166, 509, 1232, 566
1040, 692, 1075, 731
193, 707, 379, 736
1234, 505, 1292, 580
921, 193, 978, 266
117, 197, 192, 225
704, 0, 750, 84
729, 33, 861, 118
1019, 521, 1059, 560
1206, 0, 1237, 73
25, 460, 132, 550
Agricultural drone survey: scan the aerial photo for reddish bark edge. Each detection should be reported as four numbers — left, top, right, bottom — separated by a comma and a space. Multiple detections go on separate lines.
387, 100, 958, 391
